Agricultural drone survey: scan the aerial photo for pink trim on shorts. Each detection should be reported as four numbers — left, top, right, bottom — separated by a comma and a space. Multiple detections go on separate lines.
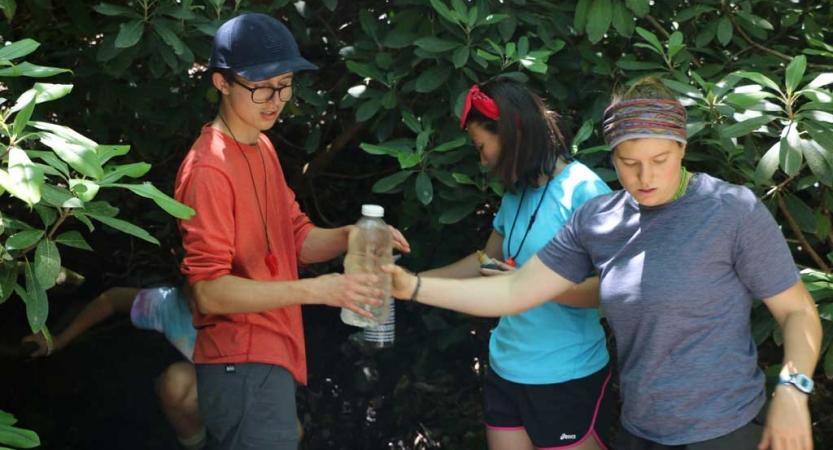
537, 368, 612, 450
485, 424, 525, 431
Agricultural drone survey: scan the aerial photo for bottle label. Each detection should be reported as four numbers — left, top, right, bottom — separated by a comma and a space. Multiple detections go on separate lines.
362, 299, 395, 345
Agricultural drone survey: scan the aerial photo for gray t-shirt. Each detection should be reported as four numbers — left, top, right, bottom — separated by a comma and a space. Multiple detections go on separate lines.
538, 173, 799, 445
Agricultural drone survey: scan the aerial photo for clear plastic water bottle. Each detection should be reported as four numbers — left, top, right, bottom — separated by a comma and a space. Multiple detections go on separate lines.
362, 296, 395, 348
340, 204, 393, 328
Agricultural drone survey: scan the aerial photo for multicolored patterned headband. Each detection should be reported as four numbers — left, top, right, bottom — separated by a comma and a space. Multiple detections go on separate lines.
602, 99, 687, 149
460, 84, 500, 128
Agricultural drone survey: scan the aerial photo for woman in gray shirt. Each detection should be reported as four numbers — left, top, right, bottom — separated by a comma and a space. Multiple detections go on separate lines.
386, 77, 821, 450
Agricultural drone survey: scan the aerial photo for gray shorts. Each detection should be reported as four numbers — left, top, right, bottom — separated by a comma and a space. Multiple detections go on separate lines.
196, 363, 297, 450
615, 404, 766, 449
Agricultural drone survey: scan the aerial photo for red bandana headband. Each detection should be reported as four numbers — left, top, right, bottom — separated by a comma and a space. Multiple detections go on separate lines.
460, 84, 500, 128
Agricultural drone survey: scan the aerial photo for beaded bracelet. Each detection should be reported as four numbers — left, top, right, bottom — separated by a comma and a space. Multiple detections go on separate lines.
409, 274, 422, 303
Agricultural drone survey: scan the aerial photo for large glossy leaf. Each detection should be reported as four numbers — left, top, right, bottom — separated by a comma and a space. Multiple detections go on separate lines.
0, 422, 41, 449
718, 115, 773, 139
806, 73, 833, 90
431, 137, 467, 153
104, 183, 195, 219
10, 83, 73, 114
0, 262, 16, 304
785, 55, 806, 95
372, 171, 414, 193
99, 162, 151, 184
429, 0, 459, 24
83, 214, 159, 245
2, 148, 43, 206
93, 3, 142, 18
39, 133, 104, 180
779, 122, 804, 177
624, 0, 649, 17
23, 261, 48, 333
731, 71, 782, 93
414, 37, 461, 53
153, 21, 186, 55
0, 38, 39, 61
754, 141, 780, 185
69, 179, 100, 202
415, 172, 434, 205
801, 139, 833, 186
439, 202, 477, 224
415, 66, 453, 93
5, 230, 44, 251
783, 192, 817, 235
586, 0, 612, 44
11, 95, 35, 138
0, 62, 71, 78
54, 231, 92, 251
115, 19, 145, 49
34, 239, 60, 290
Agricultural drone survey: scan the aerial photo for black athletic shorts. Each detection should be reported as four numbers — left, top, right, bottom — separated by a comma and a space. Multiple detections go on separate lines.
484, 363, 613, 448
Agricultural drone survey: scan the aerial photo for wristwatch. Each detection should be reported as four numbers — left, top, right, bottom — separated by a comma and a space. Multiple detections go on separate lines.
777, 372, 814, 394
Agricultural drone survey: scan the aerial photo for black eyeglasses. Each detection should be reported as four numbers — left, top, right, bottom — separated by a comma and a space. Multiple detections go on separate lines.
230, 77, 293, 103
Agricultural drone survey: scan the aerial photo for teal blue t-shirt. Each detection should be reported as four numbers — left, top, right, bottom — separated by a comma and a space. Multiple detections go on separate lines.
491, 161, 610, 384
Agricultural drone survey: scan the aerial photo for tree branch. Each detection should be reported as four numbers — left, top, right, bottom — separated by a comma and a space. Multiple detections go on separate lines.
776, 191, 830, 272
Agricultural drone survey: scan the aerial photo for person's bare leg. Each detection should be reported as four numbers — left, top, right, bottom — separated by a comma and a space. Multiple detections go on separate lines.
486, 428, 535, 450
157, 362, 205, 449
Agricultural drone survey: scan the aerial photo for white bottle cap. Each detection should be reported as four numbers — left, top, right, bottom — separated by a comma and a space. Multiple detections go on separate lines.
361, 204, 384, 217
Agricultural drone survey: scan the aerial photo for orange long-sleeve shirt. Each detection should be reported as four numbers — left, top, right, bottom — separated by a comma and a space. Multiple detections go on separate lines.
175, 124, 314, 384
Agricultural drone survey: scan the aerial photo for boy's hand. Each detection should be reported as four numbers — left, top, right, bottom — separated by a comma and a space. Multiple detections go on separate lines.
388, 226, 411, 254
20, 333, 54, 358
480, 260, 515, 277
381, 264, 418, 301
314, 273, 385, 317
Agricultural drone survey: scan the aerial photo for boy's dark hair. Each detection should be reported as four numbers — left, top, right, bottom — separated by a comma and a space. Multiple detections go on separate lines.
463, 77, 569, 192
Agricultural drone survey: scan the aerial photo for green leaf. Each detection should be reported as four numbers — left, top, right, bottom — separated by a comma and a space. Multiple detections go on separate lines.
69, 179, 100, 202
93, 3, 142, 18
360, 143, 404, 157
635, 27, 663, 55
718, 116, 772, 139
615, 59, 665, 71
83, 214, 159, 245
34, 204, 56, 227
611, 0, 634, 37
322, 0, 337, 11
54, 230, 92, 251
5, 230, 44, 251
0, 411, 16, 426
414, 37, 461, 53
586, 0, 612, 44
356, 98, 381, 122
415, 172, 434, 205
731, 71, 782, 93
451, 46, 469, 68
755, 141, 780, 185
430, 137, 467, 153
115, 19, 145, 49
397, 153, 422, 169
806, 73, 833, 90
12, 95, 35, 139
0, 262, 16, 304
439, 202, 477, 224
11, 83, 74, 114
624, 0, 649, 17
0, 422, 41, 449
724, 91, 777, 109
104, 183, 195, 220
345, 61, 384, 83
716, 16, 732, 46
100, 162, 151, 184
0, 39, 39, 61
372, 171, 413, 193
39, 133, 104, 179
40, 184, 82, 209
806, 121, 833, 153
0, 62, 71, 78
429, 0, 458, 24
783, 192, 816, 235
779, 122, 804, 177
2, 148, 43, 206
415, 66, 452, 93
153, 21, 186, 56
452, 172, 476, 186
785, 55, 806, 95
34, 239, 60, 290
23, 261, 48, 334
95, 145, 131, 165
574, 0, 591, 32
801, 139, 833, 186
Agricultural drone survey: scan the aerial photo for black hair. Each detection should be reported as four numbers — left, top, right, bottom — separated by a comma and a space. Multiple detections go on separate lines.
463, 77, 569, 192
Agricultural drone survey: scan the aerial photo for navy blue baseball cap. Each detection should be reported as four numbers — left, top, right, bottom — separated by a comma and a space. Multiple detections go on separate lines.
209, 13, 318, 81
